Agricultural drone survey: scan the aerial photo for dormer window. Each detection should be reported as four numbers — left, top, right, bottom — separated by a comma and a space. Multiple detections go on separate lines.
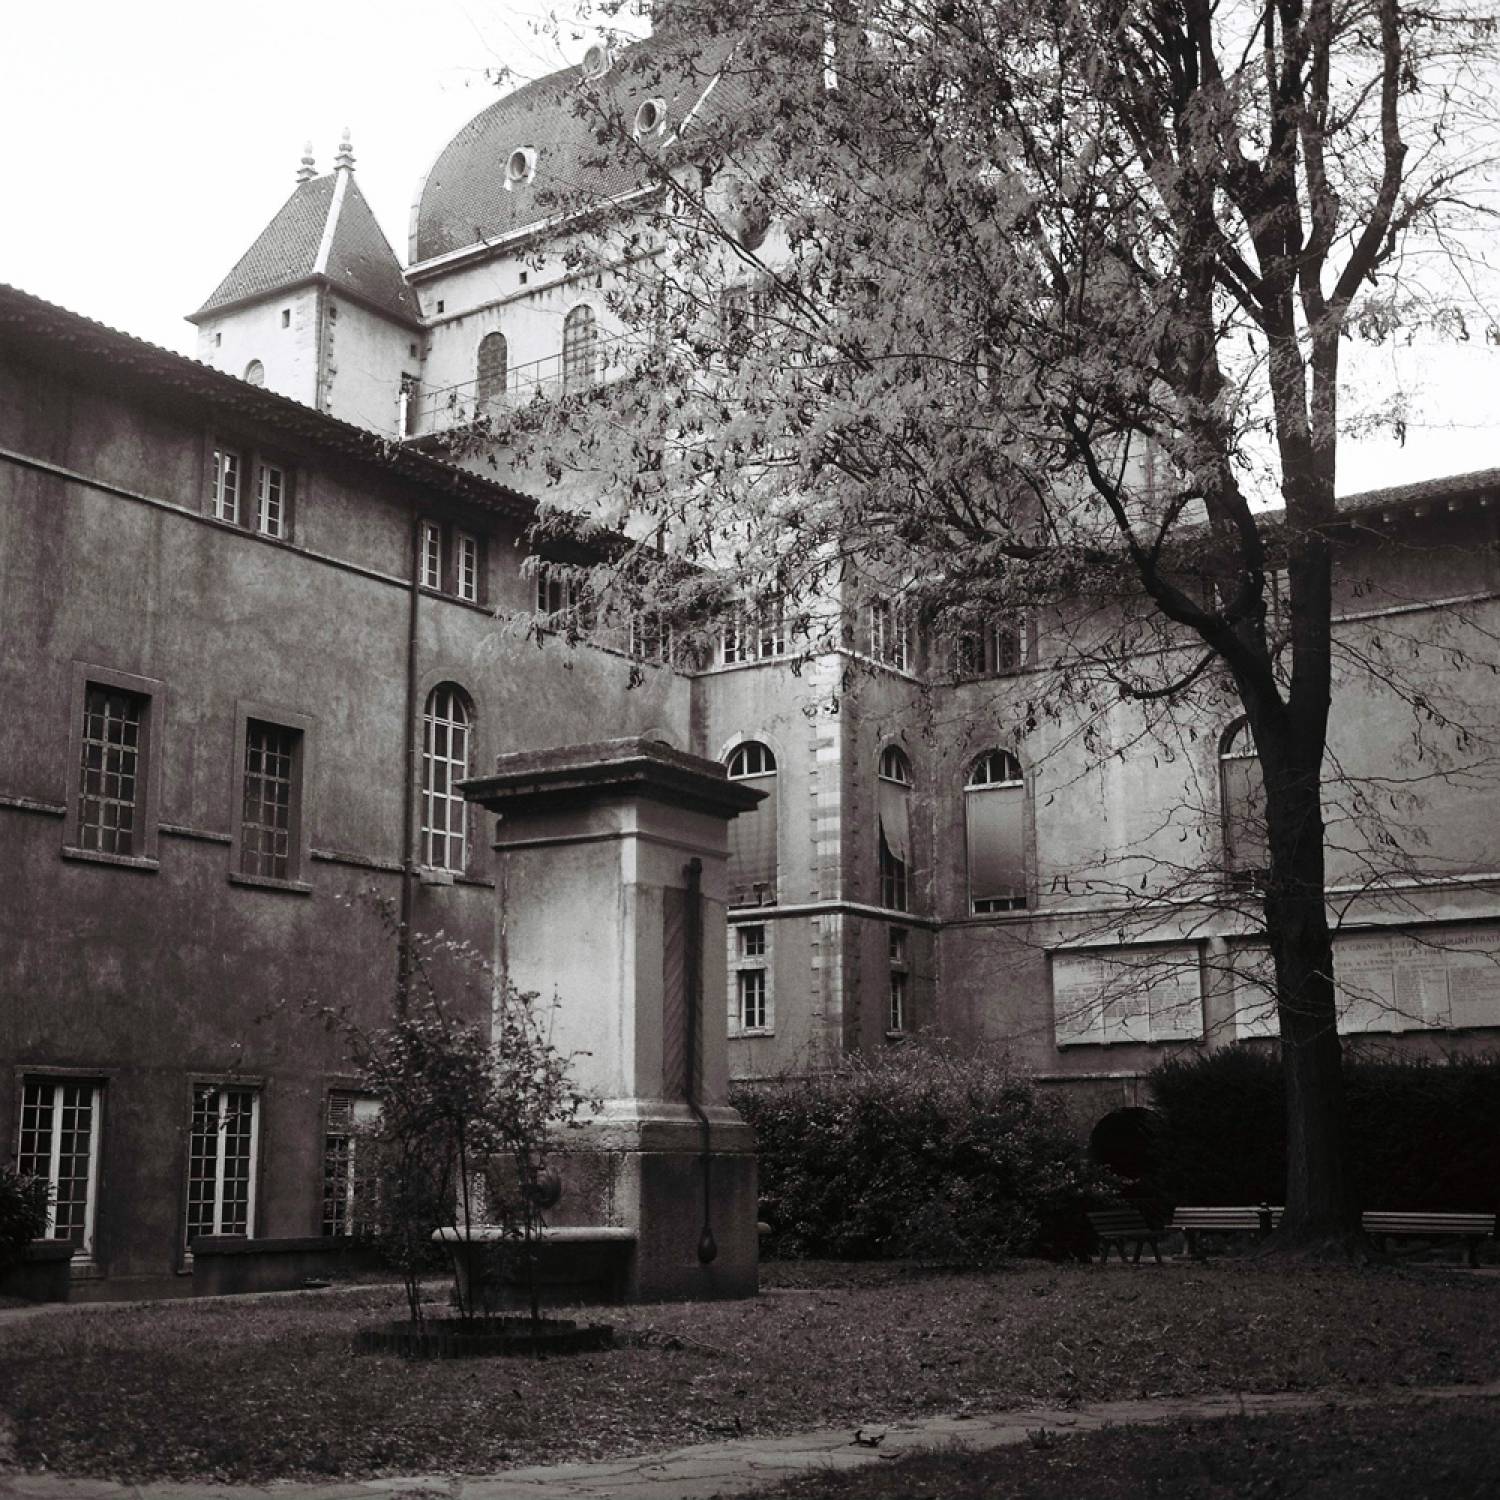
505, 147, 537, 189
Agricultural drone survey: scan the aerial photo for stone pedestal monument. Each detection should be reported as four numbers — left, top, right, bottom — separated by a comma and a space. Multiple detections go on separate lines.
459, 737, 763, 1301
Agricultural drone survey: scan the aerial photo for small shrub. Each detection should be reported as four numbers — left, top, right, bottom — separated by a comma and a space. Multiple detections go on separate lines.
732, 1040, 1107, 1263
0, 1165, 50, 1273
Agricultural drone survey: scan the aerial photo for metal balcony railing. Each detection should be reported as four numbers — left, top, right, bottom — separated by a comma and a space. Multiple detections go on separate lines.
411, 330, 649, 435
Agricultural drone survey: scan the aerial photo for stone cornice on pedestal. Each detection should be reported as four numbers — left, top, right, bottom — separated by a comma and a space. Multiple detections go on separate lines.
459, 736, 765, 821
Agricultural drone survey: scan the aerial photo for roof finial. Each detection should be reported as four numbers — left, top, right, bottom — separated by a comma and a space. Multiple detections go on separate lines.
334, 127, 355, 173
296, 141, 318, 184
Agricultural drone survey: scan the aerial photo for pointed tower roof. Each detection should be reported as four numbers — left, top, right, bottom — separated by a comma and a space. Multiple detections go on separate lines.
190, 137, 420, 328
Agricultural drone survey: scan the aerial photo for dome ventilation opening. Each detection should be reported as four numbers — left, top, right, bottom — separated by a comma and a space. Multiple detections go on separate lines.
633, 97, 666, 138
505, 147, 537, 190
581, 39, 613, 79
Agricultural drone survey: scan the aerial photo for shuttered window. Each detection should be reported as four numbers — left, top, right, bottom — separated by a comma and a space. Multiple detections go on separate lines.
726, 742, 777, 906
878, 746, 912, 911
1220, 720, 1269, 888
965, 749, 1026, 912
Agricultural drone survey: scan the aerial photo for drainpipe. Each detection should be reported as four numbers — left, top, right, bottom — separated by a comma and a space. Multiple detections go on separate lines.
683, 857, 717, 1264
398, 505, 421, 1007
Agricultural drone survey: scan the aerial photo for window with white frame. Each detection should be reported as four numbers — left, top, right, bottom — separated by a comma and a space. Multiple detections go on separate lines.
1220, 719, 1269, 890
210, 442, 295, 538
878, 745, 913, 912
627, 609, 673, 664
322, 1092, 381, 1236
418, 519, 484, 603
17, 1077, 102, 1258
210, 446, 241, 523
255, 462, 287, 538
186, 1085, 259, 1243
421, 684, 471, 872
720, 596, 786, 665
870, 599, 911, 671
731, 922, 771, 1032
965, 749, 1027, 911
419, 520, 443, 590
455, 531, 479, 603
726, 741, 778, 906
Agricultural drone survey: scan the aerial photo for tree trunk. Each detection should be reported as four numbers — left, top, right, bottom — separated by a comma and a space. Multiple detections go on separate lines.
1260, 752, 1364, 1251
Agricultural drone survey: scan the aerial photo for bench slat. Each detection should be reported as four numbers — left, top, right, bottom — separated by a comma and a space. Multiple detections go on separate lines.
1362, 1212, 1494, 1235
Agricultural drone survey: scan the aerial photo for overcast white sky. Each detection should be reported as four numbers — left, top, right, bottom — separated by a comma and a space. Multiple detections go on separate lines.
1, 0, 1496, 497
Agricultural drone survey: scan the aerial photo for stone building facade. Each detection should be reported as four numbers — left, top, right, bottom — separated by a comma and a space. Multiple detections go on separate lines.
5, 19, 1500, 1293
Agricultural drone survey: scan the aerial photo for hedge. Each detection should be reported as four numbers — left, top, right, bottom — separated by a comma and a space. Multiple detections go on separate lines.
0, 1166, 49, 1275
1148, 1047, 1500, 1210
731, 1041, 1109, 1262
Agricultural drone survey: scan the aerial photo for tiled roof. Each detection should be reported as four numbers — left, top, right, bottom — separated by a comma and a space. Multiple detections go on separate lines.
410, 24, 751, 265
1338, 466, 1500, 514
191, 173, 420, 326
0, 283, 537, 522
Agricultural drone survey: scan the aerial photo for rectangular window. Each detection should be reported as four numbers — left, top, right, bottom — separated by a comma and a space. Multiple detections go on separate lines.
537, 563, 569, 616
888, 927, 910, 1033
17, 1078, 102, 1258
455, 530, 479, 602
420, 520, 443, 590
186, 1085, 259, 1243
738, 969, 768, 1030
322, 1092, 380, 1236
889, 929, 910, 1030
67, 665, 163, 867
240, 720, 300, 881
78, 685, 145, 856
967, 786, 1027, 912
720, 599, 787, 666
255, 463, 286, 538
870, 599, 911, 672
209, 441, 295, 538
889, 970, 909, 1033
731, 923, 771, 1033
211, 447, 241, 523
627, 610, 672, 664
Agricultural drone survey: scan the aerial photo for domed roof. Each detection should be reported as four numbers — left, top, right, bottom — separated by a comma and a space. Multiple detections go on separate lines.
409, 24, 750, 266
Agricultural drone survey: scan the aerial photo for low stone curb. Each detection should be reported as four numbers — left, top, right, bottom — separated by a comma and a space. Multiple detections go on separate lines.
4, 1379, 1500, 1500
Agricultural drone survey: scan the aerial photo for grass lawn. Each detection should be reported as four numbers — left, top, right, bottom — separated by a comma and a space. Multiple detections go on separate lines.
3, 1260, 1499, 1484
752, 1396, 1500, 1500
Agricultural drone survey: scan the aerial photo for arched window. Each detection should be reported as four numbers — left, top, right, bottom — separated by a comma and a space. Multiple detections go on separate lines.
243, 359, 265, 386
878, 746, 912, 912
726, 741, 777, 906
476, 332, 508, 411
421, 685, 472, 871
1220, 719, 1269, 889
562, 305, 598, 393
965, 749, 1026, 912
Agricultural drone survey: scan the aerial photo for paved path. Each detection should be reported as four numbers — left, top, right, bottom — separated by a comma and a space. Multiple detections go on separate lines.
4, 1379, 1499, 1500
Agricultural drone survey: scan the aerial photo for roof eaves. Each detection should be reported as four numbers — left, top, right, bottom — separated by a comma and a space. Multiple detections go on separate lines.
0, 283, 541, 525
406, 182, 663, 283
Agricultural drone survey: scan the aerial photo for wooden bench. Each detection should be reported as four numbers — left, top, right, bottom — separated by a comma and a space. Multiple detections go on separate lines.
1169, 1205, 1284, 1260
1087, 1207, 1164, 1265
1362, 1211, 1496, 1267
